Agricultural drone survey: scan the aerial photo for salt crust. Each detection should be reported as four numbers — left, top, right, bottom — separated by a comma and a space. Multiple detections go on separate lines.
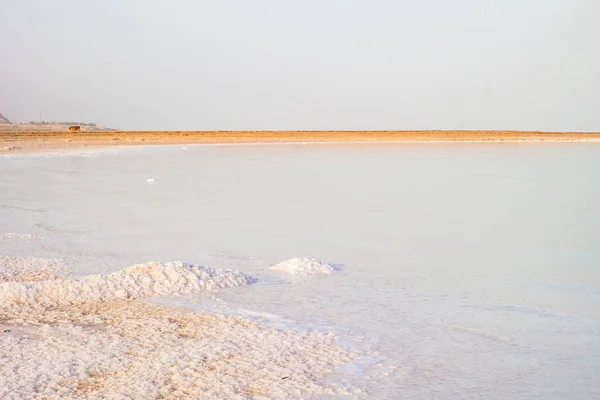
0, 257, 356, 399
0, 255, 69, 282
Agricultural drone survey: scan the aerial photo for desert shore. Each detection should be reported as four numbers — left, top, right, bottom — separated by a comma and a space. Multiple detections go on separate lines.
1, 130, 600, 154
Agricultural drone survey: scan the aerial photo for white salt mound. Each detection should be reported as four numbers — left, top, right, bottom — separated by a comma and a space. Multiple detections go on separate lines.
271, 258, 340, 276
0, 261, 255, 307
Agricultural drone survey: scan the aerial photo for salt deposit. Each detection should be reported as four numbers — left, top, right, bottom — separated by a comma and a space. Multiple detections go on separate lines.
0, 255, 70, 282
271, 258, 340, 276
0, 261, 255, 307
0, 256, 356, 399
0, 232, 40, 240
0, 301, 356, 399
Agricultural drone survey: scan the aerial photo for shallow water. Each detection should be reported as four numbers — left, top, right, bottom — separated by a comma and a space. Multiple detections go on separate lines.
1, 143, 600, 399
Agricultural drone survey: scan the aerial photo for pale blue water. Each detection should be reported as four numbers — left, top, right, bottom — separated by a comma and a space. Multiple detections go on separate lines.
1, 143, 599, 399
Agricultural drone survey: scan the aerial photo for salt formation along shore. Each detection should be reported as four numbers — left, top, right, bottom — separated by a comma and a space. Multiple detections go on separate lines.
0, 255, 358, 399
271, 258, 341, 276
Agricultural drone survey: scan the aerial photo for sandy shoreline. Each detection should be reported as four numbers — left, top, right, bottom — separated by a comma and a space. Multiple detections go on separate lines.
1, 130, 600, 154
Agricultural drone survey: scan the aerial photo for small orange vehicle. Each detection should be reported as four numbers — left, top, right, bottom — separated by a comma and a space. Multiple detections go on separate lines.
69, 125, 81, 132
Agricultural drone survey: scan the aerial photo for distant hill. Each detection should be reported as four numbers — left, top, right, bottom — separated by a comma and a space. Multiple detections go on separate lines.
0, 112, 114, 131
0, 121, 114, 132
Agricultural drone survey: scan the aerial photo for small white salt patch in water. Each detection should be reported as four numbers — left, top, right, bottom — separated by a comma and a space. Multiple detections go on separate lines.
271, 258, 340, 276
0, 233, 40, 241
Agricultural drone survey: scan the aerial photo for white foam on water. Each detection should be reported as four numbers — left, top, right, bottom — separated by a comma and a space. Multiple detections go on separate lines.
0, 261, 255, 307
230, 308, 298, 330
271, 258, 340, 276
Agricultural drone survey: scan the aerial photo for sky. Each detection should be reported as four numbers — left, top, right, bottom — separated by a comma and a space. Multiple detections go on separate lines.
1, 0, 599, 131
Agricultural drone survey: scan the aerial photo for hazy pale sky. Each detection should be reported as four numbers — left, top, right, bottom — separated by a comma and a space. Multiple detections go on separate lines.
1, 0, 599, 130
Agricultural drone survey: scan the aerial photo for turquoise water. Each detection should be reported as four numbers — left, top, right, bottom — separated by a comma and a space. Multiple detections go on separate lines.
1, 143, 599, 399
